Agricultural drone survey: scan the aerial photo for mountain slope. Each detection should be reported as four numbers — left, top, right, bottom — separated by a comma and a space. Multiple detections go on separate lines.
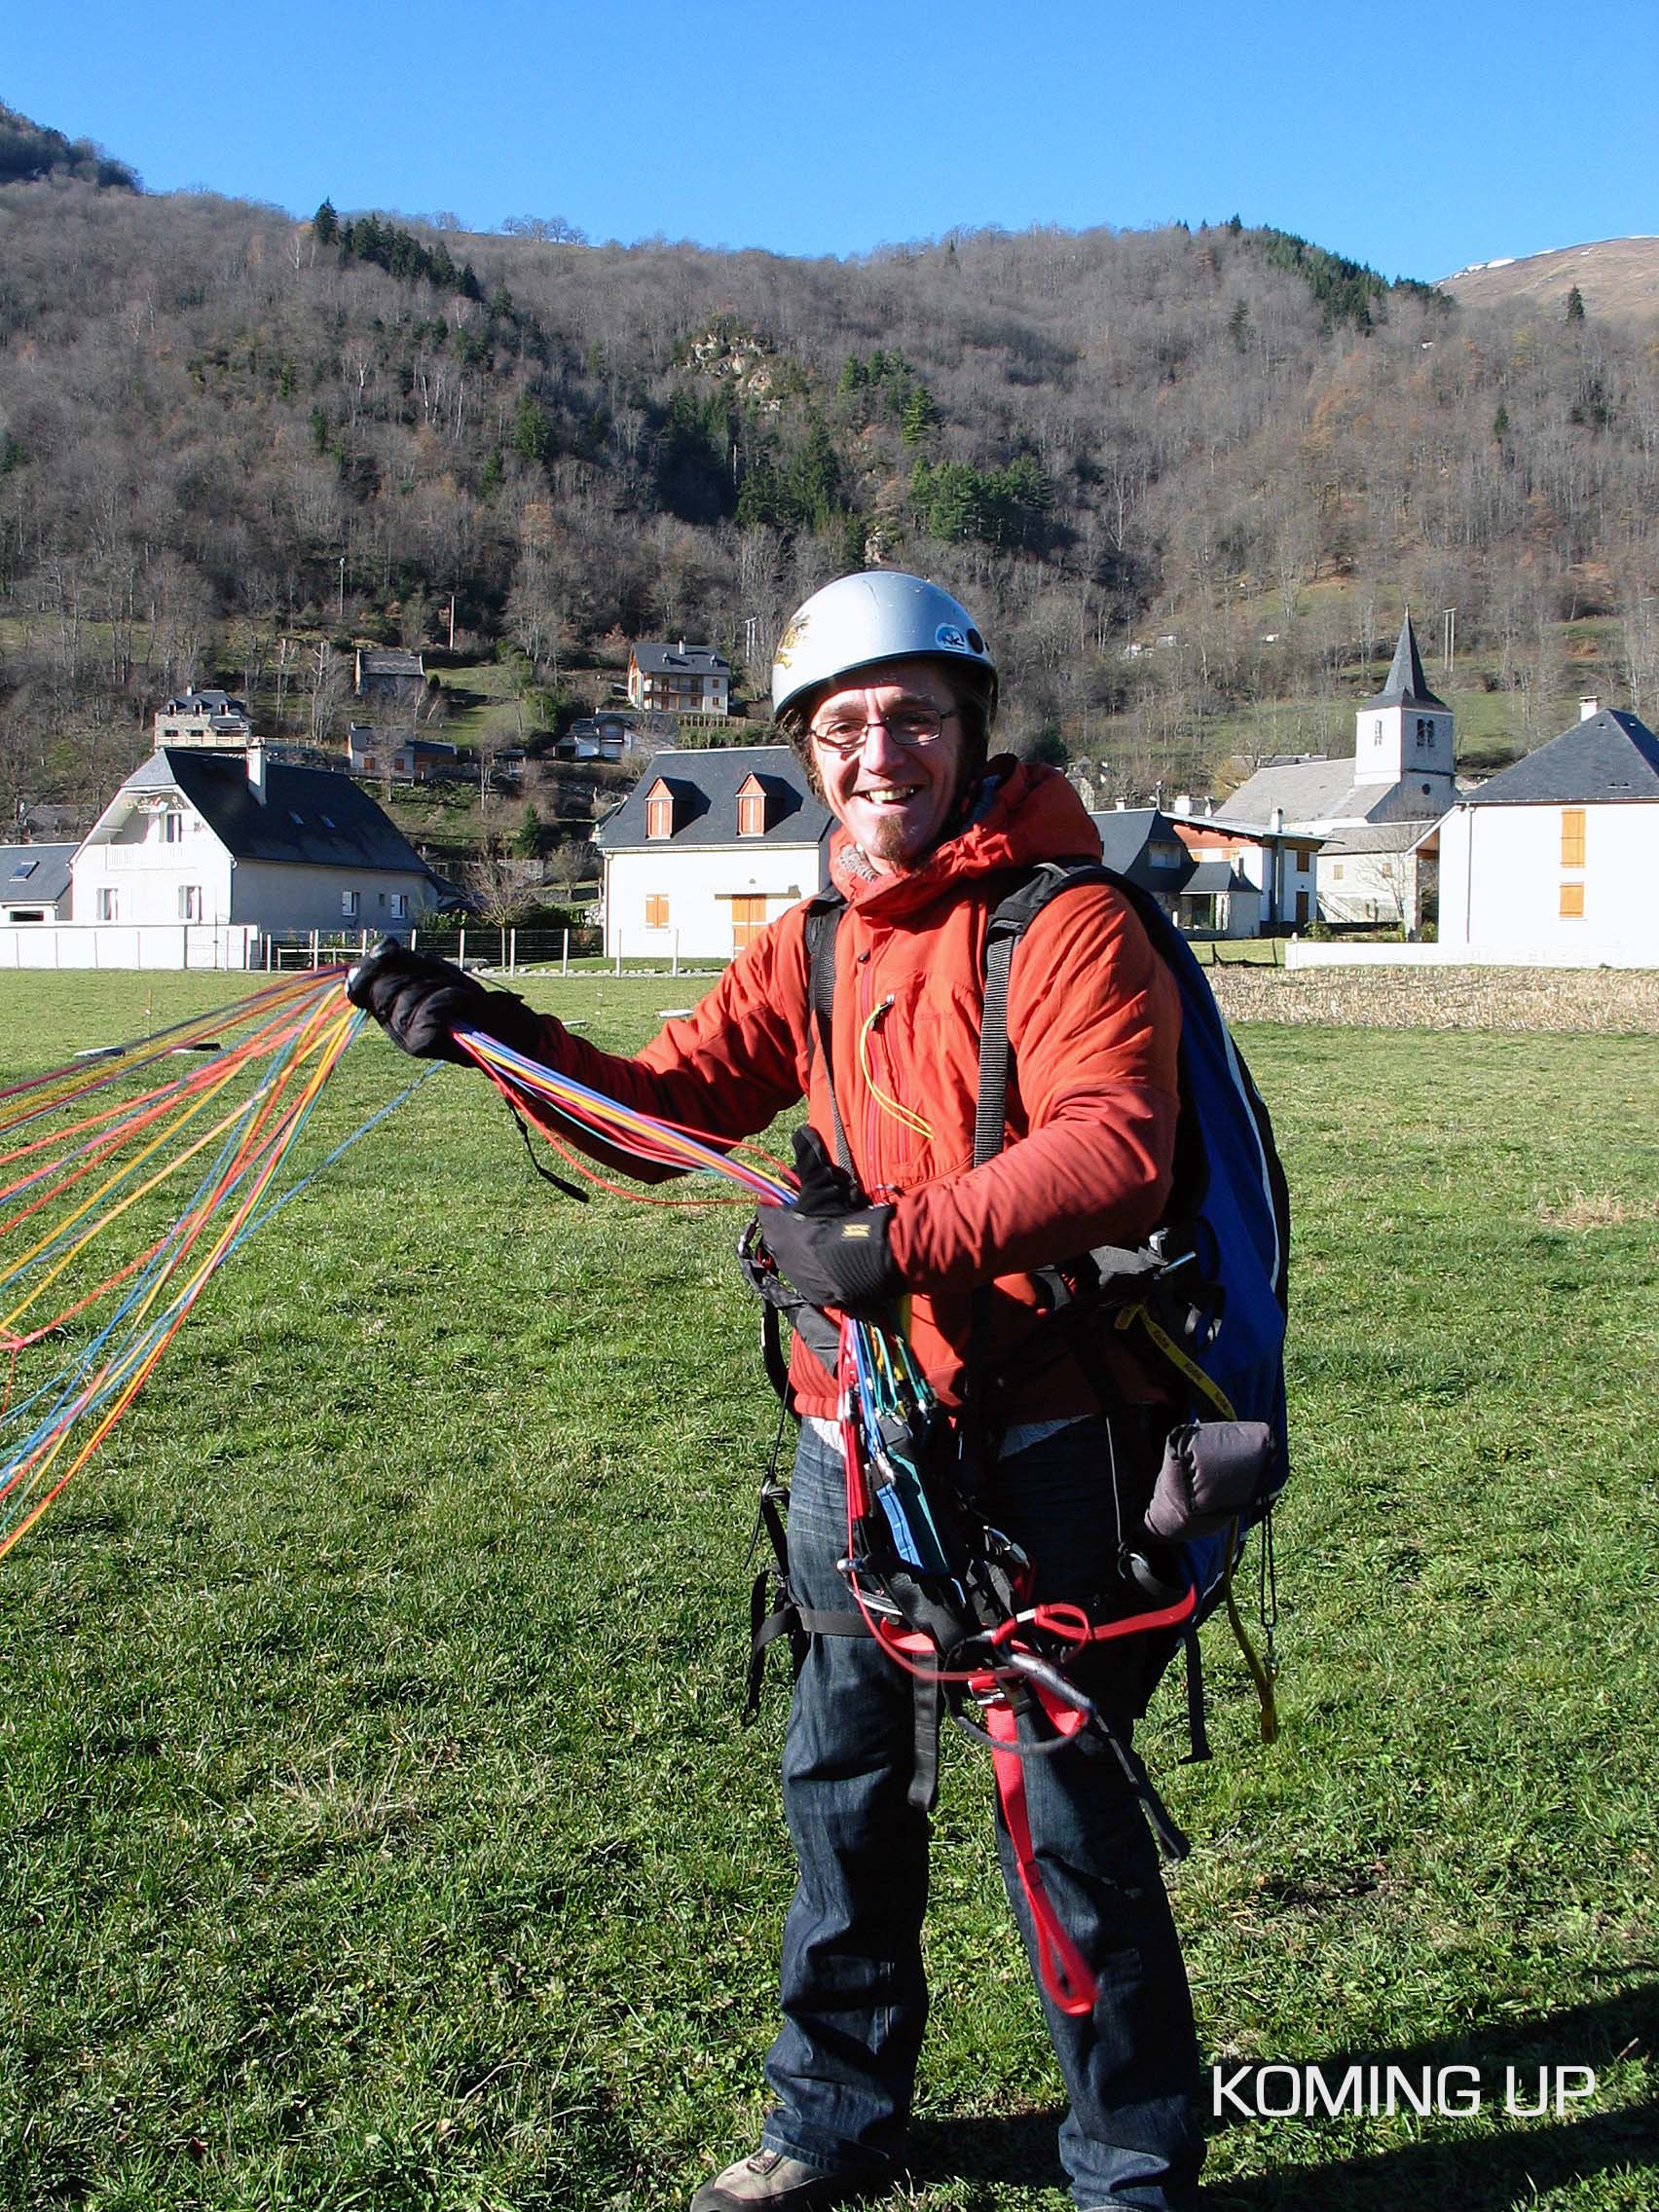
1441, 237, 1659, 320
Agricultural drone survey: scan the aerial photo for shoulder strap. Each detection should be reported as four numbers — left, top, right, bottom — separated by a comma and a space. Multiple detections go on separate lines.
974, 860, 1116, 1168
802, 891, 855, 1173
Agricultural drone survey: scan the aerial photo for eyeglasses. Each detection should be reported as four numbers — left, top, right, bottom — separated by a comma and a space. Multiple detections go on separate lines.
809, 704, 958, 756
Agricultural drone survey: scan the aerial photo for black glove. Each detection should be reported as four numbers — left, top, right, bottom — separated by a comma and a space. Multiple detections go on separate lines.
345, 937, 548, 1065
760, 1126, 899, 1313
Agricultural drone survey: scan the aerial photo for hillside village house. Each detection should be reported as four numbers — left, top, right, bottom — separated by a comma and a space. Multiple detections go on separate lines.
1225, 614, 1456, 933
1432, 700, 1659, 965
595, 745, 829, 961
69, 745, 442, 960
354, 648, 426, 707
0, 843, 75, 924
346, 724, 459, 783
154, 688, 255, 747
626, 641, 731, 719
1170, 814, 1321, 935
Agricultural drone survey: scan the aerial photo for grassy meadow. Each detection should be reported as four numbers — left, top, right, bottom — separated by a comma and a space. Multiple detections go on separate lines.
1, 969, 1656, 2212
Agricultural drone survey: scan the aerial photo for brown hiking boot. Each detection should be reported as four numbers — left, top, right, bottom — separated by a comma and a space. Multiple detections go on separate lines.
688, 2147, 868, 2210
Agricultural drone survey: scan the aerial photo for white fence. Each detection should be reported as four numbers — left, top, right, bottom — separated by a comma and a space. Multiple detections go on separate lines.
0, 924, 259, 971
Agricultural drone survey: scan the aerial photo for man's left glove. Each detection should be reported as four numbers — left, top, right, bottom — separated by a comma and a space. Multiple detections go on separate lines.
345, 937, 548, 1065
759, 1126, 900, 1314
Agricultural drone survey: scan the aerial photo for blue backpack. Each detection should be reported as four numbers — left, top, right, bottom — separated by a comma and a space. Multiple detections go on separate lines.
975, 861, 1290, 1751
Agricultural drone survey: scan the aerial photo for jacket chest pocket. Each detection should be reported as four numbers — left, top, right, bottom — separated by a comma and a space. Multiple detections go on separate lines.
852, 971, 982, 1196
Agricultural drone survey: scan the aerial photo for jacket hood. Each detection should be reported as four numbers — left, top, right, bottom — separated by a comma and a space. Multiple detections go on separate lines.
827, 757, 1101, 919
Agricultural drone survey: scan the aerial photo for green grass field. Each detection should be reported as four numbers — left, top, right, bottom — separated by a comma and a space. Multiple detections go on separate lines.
1, 974, 1656, 2211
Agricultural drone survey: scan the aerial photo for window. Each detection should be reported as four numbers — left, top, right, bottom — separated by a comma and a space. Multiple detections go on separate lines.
1332, 863, 1345, 880
732, 895, 767, 953
390, 893, 409, 919
342, 889, 360, 918
1560, 882, 1585, 918
737, 776, 767, 837
377, 891, 387, 908
163, 810, 185, 843
645, 894, 669, 930
1561, 808, 1586, 867
177, 885, 203, 921
96, 888, 118, 921
1373, 718, 1383, 746
645, 781, 675, 839
10, 859, 38, 880
8, 907, 44, 922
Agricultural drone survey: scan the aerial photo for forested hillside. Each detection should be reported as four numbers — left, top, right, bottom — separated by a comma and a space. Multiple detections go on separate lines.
4, 135, 1659, 822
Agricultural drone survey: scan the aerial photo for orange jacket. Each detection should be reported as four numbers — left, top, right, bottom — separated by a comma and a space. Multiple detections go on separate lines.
542, 759, 1181, 1420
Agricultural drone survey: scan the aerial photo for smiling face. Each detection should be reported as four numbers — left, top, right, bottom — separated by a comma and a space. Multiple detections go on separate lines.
807, 659, 972, 873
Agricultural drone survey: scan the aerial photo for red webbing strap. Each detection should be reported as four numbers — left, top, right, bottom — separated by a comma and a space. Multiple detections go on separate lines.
984, 1701, 1097, 2018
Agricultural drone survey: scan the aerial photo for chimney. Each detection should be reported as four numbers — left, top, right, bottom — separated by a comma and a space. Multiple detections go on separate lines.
678, 638, 686, 656
1172, 793, 1192, 816
246, 744, 268, 804
1579, 695, 1601, 721
1271, 805, 1285, 835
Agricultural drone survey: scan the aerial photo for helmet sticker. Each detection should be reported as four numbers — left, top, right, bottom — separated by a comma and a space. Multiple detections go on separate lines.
774, 617, 804, 669
935, 624, 968, 652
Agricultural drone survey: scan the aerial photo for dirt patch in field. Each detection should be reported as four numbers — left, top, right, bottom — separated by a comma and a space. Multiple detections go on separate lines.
1211, 966, 1659, 1034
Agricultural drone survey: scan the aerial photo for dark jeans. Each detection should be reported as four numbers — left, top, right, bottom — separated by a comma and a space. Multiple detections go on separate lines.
760, 1418, 1203, 2210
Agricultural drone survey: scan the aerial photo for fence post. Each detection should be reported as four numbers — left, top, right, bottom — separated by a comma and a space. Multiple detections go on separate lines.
509, 927, 517, 976
310, 928, 319, 968
459, 926, 466, 969
562, 928, 569, 976
500, 926, 507, 971
672, 931, 680, 977
614, 939, 622, 977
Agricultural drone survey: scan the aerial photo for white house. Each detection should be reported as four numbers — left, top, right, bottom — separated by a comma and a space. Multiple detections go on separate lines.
72, 745, 444, 942
626, 642, 732, 719
1225, 613, 1457, 931
1434, 700, 1659, 965
154, 688, 255, 747
1171, 817, 1321, 936
0, 843, 75, 922
594, 745, 829, 961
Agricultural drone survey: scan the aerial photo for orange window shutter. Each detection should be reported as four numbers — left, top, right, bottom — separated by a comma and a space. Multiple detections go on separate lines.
1561, 809, 1586, 868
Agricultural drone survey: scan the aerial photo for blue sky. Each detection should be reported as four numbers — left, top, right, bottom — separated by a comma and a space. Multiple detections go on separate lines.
9, 0, 1656, 279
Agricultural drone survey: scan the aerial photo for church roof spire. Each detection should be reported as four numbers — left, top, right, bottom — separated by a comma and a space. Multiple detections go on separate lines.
1361, 612, 1448, 711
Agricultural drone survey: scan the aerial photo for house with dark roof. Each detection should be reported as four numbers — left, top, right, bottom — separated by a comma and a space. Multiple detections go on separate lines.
0, 843, 76, 923
1434, 699, 1659, 964
354, 648, 426, 706
155, 689, 255, 747
1087, 809, 1197, 914
626, 641, 731, 719
1224, 614, 1459, 930
594, 745, 829, 959
1169, 816, 1321, 936
346, 723, 459, 783
71, 746, 447, 946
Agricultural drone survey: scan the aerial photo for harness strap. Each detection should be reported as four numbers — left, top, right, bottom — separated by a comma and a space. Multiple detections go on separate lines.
984, 1700, 1097, 2017
1180, 1625, 1212, 1764
804, 897, 856, 1175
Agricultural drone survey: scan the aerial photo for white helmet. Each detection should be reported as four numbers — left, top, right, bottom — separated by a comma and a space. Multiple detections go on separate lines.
771, 571, 997, 726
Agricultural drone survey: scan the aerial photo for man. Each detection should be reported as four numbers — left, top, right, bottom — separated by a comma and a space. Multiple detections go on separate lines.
350, 571, 1202, 2211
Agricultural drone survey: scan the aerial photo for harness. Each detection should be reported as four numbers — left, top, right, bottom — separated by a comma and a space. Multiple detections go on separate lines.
742, 861, 1286, 2016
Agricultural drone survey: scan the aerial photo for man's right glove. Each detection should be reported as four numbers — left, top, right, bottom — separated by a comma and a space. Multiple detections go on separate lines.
345, 937, 549, 1065
759, 1126, 900, 1314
